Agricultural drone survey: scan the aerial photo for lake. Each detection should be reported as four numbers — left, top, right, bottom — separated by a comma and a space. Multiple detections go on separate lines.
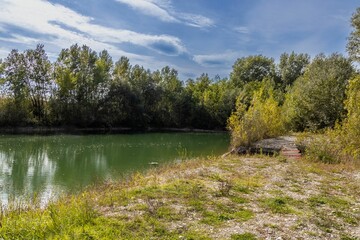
0, 132, 229, 205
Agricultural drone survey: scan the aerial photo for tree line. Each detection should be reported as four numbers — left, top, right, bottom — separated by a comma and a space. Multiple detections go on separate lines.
0, 44, 234, 129
0, 8, 359, 137
0, 44, 355, 131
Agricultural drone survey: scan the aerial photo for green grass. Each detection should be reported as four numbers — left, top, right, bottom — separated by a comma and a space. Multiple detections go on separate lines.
231, 232, 257, 240
262, 196, 294, 214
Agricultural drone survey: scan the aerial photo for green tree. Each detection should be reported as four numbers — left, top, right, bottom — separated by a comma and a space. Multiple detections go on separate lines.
230, 55, 275, 87
347, 7, 360, 62
283, 53, 354, 131
99, 56, 134, 127
152, 66, 184, 127
278, 52, 310, 88
24, 44, 53, 123
3, 49, 27, 102
185, 73, 213, 128
53, 45, 112, 126
2, 49, 31, 125
113, 56, 131, 83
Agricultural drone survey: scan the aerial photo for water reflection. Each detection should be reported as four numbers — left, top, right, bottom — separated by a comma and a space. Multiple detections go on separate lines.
0, 133, 229, 205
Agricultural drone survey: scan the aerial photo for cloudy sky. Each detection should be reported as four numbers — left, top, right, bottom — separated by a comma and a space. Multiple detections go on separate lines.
0, 0, 358, 79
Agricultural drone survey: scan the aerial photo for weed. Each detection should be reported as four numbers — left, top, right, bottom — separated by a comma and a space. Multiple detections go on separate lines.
230, 195, 249, 204
340, 235, 360, 240
201, 211, 233, 225
263, 197, 294, 214
231, 232, 257, 240
217, 179, 233, 197
233, 209, 254, 221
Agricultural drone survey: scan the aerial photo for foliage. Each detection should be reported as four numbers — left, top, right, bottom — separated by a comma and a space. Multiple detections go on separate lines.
278, 51, 310, 88
1, 45, 53, 125
304, 75, 360, 164
228, 81, 285, 147
230, 55, 276, 87
340, 75, 360, 160
283, 53, 354, 131
53, 44, 113, 126
347, 7, 360, 62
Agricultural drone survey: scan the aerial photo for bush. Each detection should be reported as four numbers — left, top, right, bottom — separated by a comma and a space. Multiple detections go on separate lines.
228, 82, 285, 147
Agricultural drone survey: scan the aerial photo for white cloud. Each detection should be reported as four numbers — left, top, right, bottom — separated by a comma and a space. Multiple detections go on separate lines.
0, 34, 40, 45
116, 0, 177, 22
115, 0, 214, 28
193, 52, 238, 67
0, 0, 186, 60
178, 13, 214, 28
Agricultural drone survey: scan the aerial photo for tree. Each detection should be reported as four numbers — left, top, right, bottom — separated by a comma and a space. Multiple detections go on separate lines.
337, 75, 360, 160
283, 53, 354, 131
2, 49, 31, 125
3, 49, 27, 102
24, 44, 53, 123
152, 66, 184, 127
230, 55, 275, 87
113, 56, 131, 83
278, 52, 310, 88
53, 44, 112, 126
347, 7, 360, 62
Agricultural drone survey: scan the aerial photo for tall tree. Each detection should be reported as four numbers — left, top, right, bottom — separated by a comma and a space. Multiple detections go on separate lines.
278, 52, 310, 88
230, 55, 275, 87
2, 49, 31, 125
347, 7, 360, 63
284, 53, 355, 131
54, 44, 112, 126
113, 56, 131, 83
24, 44, 53, 123
3, 49, 27, 102
152, 66, 183, 127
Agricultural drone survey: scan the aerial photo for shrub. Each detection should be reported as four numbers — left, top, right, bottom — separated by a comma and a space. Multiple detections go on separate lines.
228, 82, 285, 147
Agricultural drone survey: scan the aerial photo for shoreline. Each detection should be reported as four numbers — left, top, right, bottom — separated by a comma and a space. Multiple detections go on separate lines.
0, 126, 228, 135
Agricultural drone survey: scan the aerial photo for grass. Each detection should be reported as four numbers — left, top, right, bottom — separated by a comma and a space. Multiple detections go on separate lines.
0, 155, 359, 239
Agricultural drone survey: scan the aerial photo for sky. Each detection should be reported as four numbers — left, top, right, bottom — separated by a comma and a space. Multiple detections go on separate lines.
0, 0, 358, 80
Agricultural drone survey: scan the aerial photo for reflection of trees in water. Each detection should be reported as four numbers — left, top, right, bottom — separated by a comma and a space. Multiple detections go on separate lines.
0, 138, 56, 202
46, 139, 109, 190
0, 136, 111, 202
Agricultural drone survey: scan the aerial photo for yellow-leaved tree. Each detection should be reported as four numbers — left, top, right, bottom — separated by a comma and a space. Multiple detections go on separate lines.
338, 75, 360, 160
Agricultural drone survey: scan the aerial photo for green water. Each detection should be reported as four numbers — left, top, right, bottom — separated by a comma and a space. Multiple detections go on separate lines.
0, 132, 229, 204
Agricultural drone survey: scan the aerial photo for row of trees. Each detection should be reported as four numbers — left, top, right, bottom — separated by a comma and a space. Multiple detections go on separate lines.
0, 42, 319, 130
0, 44, 235, 129
0, 44, 355, 131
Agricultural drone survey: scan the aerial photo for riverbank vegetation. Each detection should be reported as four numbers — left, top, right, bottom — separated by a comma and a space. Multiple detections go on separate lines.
0, 155, 359, 239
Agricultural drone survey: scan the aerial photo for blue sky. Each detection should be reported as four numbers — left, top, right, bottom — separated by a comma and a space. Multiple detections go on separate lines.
0, 0, 358, 80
